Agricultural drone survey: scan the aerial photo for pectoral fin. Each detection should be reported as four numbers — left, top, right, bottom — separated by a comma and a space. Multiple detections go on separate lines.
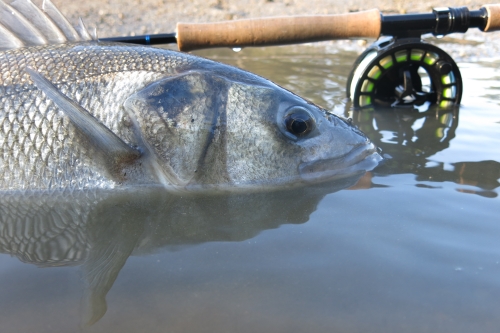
26, 67, 141, 178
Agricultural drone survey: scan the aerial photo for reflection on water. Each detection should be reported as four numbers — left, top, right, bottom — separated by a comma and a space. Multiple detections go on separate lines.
347, 106, 500, 197
1, 43, 500, 332
0, 176, 358, 325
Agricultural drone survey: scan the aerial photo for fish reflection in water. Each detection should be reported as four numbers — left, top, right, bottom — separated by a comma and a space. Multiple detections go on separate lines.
0, 176, 358, 325
347, 106, 500, 197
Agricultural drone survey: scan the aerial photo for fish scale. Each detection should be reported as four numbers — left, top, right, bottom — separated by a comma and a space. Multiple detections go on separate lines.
0, 43, 196, 190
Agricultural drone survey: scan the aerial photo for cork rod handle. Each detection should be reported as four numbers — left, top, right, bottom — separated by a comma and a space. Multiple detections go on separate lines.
176, 9, 381, 52
483, 4, 500, 31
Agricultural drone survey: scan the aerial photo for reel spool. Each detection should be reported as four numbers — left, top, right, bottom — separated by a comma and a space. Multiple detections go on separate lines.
347, 37, 463, 109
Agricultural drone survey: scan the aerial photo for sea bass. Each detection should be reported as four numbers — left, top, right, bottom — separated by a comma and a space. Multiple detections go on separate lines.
0, 0, 382, 192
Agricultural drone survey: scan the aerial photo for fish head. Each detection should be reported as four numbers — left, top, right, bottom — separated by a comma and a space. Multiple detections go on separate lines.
124, 69, 382, 189
271, 91, 382, 183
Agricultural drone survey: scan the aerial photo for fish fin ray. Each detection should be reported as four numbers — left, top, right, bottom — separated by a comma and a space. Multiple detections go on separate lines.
91, 26, 98, 40
0, 22, 25, 50
9, 0, 67, 43
80, 197, 147, 326
26, 67, 141, 179
76, 17, 92, 40
0, 0, 47, 46
0, 0, 93, 50
41, 0, 81, 42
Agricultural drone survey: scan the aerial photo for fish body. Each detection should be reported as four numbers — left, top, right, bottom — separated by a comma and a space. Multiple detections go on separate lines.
0, 0, 382, 192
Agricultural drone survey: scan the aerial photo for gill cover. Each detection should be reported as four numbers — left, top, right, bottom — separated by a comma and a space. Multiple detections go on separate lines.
124, 71, 280, 188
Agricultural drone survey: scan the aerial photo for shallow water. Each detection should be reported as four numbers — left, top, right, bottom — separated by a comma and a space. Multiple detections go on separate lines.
1, 41, 500, 333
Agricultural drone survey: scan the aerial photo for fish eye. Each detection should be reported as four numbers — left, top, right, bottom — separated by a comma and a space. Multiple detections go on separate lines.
285, 108, 315, 137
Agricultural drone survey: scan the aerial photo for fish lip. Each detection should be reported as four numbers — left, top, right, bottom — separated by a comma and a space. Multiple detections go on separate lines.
298, 142, 383, 182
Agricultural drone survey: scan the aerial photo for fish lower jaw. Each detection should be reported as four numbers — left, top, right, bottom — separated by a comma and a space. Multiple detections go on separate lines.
298, 142, 383, 182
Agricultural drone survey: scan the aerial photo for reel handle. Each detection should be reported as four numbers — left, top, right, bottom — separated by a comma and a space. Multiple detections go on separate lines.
176, 4, 500, 51
176, 10, 381, 52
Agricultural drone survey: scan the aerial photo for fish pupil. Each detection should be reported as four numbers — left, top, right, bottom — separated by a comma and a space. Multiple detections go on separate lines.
285, 111, 314, 137
291, 118, 308, 134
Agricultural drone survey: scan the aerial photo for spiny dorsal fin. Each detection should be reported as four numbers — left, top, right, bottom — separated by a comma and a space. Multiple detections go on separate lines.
41, 0, 81, 42
76, 16, 92, 41
0, 22, 24, 49
0, 0, 47, 46
10, 0, 67, 43
0, 0, 92, 51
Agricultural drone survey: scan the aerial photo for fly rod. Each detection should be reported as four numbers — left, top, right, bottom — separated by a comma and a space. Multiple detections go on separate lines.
101, 5, 500, 51
100, 5, 500, 109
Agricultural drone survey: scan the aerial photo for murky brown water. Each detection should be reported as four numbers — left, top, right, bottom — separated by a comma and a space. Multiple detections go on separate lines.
1, 41, 499, 333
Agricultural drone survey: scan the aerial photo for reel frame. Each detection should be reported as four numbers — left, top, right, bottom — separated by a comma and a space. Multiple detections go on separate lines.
346, 37, 463, 109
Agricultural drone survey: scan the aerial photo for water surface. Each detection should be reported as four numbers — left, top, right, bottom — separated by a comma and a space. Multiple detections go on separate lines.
1, 41, 499, 333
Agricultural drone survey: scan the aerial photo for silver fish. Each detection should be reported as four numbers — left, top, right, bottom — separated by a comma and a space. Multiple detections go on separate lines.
0, 0, 382, 192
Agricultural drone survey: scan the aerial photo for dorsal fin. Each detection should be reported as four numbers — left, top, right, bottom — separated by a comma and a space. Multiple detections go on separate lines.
10, 0, 67, 43
0, 22, 24, 49
0, 0, 92, 51
76, 16, 92, 41
41, 0, 82, 42
0, 0, 47, 46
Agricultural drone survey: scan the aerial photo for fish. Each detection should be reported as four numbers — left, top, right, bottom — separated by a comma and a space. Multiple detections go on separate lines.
0, 0, 382, 192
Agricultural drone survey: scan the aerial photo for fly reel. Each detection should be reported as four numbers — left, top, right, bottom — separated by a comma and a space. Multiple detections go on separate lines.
347, 37, 463, 109
103, 5, 495, 110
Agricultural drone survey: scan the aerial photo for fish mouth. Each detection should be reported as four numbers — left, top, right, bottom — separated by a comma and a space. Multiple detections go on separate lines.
299, 142, 383, 182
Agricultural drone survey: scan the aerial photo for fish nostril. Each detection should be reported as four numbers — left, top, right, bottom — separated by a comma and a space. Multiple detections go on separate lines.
327, 115, 338, 126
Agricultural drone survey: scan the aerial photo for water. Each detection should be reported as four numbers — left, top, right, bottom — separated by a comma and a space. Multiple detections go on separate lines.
1, 41, 499, 332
